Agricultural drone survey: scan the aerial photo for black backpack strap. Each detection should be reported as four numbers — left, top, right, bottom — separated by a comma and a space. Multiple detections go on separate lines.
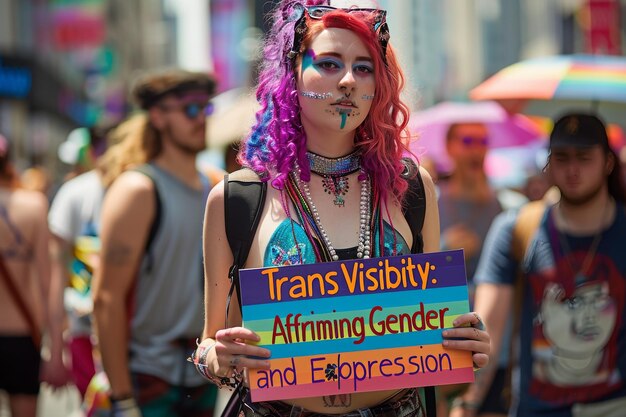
401, 158, 426, 254
133, 164, 162, 272
424, 386, 436, 417
224, 174, 267, 324
400, 159, 435, 416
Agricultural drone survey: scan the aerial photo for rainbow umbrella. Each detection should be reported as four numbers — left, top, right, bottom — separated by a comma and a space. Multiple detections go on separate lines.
470, 54, 626, 128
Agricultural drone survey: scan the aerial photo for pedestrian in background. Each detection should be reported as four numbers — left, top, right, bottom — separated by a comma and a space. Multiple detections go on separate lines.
455, 113, 626, 417
92, 69, 219, 417
47, 125, 114, 400
436, 122, 504, 417
438, 122, 502, 291
0, 133, 68, 417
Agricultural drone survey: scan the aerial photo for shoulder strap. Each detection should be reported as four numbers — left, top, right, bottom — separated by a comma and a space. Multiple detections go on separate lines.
401, 158, 426, 254
399, 159, 434, 416
132, 165, 162, 271
511, 200, 546, 263
510, 200, 546, 333
502, 200, 546, 407
224, 173, 267, 323
0, 253, 41, 348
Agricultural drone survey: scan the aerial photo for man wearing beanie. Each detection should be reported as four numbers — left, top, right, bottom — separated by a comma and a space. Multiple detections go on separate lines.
92, 69, 219, 417
451, 113, 626, 417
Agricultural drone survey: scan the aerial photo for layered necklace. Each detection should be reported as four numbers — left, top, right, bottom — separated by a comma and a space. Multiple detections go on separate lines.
307, 150, 361, 207
285, 152, 372, 261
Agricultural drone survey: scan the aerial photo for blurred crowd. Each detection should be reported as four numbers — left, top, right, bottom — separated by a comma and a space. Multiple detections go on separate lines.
1, 33, 626, 417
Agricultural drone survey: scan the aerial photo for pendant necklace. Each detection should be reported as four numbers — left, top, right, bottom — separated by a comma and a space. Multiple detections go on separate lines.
307, 150, 361, 207
292, 162, 372, 261
556, 201, 609, 284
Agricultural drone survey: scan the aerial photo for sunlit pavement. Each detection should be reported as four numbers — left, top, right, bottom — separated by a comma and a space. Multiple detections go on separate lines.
1, 385, 228, 416
0, 386, 82, 417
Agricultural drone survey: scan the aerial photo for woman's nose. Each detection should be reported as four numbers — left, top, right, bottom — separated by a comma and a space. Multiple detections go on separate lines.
338, 70, 356, 92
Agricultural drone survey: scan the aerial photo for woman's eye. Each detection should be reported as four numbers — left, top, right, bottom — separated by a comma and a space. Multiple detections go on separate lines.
354, 64, 374, 74
314, 60, 341, 70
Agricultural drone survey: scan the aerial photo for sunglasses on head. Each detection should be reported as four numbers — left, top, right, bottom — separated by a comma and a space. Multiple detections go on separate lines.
160, 101, 215, 120
460, 136, 489, 147
285, 3, 389, 63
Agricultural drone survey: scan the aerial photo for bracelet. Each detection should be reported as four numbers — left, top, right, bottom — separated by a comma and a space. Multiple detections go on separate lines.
450, 397, 480, 411
110, 393, 134, 402
188, 342, 243, 390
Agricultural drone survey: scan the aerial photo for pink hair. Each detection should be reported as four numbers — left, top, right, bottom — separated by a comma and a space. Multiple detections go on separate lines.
241, 2, 412, 204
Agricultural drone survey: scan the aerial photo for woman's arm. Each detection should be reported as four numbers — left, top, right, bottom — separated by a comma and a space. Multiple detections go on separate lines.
92, 172, 155, 399
200, 179, 271, 379
32, 194, 70, 387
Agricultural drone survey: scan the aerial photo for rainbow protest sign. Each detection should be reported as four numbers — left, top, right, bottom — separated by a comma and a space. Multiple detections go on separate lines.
239, 249, 474, 402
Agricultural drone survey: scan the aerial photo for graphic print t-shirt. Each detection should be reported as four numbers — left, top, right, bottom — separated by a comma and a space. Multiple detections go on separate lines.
475, 206, 626, 417
48, 171, 104, 314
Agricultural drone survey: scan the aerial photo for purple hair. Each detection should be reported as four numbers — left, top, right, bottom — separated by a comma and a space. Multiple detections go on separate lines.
240, 0, 412, 203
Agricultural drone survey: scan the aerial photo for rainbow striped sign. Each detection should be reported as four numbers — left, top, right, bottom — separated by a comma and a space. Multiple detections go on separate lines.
240, 249, 474, 402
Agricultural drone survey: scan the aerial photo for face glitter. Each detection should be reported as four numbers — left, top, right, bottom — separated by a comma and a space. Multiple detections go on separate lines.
362, 94, 375, 100
300, 91, 333, 100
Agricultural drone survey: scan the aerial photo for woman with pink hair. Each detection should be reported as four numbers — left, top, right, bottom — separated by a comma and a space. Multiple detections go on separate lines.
198, 2, 490, 416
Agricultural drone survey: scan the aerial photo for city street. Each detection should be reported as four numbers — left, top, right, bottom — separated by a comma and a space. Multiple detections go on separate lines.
1, 384, 229, 417
1, 1, 625, 417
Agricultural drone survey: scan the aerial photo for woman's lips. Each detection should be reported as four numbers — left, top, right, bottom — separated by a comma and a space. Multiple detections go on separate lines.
331, 100, 357, 107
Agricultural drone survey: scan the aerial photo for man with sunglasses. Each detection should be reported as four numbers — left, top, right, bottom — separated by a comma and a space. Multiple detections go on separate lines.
437, 122, 505, 416
92, 69, 219, 417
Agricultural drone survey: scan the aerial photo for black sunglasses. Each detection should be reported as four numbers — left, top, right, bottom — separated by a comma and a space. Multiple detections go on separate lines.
285, 4, 389, 63
160, 101, 215, 120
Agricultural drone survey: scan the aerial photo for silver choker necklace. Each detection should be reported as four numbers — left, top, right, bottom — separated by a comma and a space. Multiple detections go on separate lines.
306, 150, 361, 177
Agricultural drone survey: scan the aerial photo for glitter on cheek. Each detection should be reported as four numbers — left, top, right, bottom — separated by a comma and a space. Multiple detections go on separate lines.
362, 94, 375, 100
300, 91, 333, 100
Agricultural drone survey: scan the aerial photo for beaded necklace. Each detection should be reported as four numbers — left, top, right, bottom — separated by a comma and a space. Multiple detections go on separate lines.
285, 165, 375, 262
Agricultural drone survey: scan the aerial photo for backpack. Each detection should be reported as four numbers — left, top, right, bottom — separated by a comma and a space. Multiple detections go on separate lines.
223, 161, 436, 417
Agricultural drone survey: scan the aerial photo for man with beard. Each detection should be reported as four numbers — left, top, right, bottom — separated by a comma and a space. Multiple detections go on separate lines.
92, 69, 218, 417
451, 113, 626, 417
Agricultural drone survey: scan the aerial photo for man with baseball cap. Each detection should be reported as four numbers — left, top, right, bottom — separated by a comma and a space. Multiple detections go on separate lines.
450, 112, 626, 417
92, 69, 219, 417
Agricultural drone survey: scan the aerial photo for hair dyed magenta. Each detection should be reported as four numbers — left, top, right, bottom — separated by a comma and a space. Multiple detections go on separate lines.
240, 0, 412, 203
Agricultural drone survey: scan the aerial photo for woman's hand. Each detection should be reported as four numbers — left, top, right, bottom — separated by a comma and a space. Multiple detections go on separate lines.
441, 312, 490, 370
212, 326, 272, 376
